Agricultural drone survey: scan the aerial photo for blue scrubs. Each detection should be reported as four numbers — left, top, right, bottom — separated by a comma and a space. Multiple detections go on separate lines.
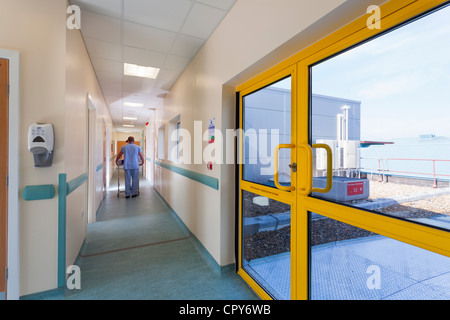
120, 143, 141, 196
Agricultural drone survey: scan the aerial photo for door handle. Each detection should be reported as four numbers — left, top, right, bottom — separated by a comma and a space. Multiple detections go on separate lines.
297, 144, 312, 195
312, 143, 333, 193
274, 144, 295, 192
289, 162, 297, 172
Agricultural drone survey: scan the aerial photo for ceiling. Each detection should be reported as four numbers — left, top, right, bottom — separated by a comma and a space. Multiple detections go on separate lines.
70, 0, 237, 132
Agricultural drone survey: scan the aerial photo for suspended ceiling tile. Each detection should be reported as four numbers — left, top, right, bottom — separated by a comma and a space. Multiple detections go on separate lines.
80, 10, 122, 43
157, 68, 181, 82
122, 76, 156, 94
181, 3, 226, 39
101, 82, 123, 96
106, 97, 123, 107
96, 71, 123, 85
74, 0, 238, 128
71, 0, 123, 19
123, 21, 177, 53
164, 54, 191, 71
91, 57, 123, 74
170, 34, 205, 57
84, 38, 123, 62
155, 78, 176, 92
124, 0, 194, 32
122, 91, 153, 99
123, 46, 167, 68
196, 0, 237, 11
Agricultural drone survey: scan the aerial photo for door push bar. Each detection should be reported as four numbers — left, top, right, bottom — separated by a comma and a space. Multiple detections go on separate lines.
274, 143, 333, 194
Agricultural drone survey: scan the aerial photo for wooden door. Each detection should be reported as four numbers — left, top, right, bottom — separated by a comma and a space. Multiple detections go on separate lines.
0, 58, 9, 295
117, 140, 141, 159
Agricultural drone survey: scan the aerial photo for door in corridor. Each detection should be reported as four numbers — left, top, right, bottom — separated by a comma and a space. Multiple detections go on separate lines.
237, 70, 296, 300
0, 58, 9, 297
237, 0, 450, 300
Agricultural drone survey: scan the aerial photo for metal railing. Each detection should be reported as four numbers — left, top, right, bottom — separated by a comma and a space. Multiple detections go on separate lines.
360, 157, 450, 188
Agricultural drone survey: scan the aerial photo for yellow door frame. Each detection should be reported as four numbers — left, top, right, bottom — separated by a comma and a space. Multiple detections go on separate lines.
237, 0, 450, 300
238, 65, 297, 300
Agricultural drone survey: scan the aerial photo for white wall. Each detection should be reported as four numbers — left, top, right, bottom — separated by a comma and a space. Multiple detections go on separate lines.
65, 2, 114, 271
0, 0, 67, 296
0, 0, 114, 296
156, 0, 352, 267
144, 116, 155, 184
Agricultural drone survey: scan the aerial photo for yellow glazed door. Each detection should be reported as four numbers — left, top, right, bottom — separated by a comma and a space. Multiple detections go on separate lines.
299, 0, 450, 300
237, 66, 297, 300
238, 0, 450, 300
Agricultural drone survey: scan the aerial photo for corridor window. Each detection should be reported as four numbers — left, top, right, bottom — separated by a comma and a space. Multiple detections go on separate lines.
310, 3, 450, 231
176, 121, 181, 160
168, 115, 181, 162
157, 125, 165, 160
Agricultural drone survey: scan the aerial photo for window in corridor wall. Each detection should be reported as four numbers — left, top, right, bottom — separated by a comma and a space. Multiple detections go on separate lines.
310, 3, 450, 231
168, 115, 181, 162
176, 121, 181, 160
157, 125, 165, 160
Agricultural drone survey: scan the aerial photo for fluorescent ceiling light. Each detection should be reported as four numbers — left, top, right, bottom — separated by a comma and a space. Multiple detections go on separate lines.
123, 124, 135, 128
123, 117, 138, 121
124, 63, 160, 79
124, 102, 144, 108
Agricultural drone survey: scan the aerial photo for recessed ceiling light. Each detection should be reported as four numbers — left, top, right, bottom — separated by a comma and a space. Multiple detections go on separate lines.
123, 124, 135, 128
124, 63, 160, 79
123, 117, 138, 121
124, 102, 144, 108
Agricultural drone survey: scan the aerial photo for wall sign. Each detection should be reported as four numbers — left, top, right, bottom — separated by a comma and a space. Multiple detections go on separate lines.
208, 118, 215, 144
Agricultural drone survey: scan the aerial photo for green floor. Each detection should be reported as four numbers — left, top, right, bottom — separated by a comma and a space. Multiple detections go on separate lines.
26, 172, 258, 300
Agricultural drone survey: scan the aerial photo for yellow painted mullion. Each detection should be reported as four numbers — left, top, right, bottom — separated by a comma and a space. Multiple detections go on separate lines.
289, 64, 298, 300
294, 61, 311, 300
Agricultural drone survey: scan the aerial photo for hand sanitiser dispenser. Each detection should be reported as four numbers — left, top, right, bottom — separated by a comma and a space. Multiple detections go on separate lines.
28, 123, 54, 167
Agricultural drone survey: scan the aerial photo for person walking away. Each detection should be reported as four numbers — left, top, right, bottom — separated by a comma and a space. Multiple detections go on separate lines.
116, 136, 144, 198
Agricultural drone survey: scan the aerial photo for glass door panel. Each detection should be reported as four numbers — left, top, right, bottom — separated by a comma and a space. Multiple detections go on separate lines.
310, 3, 450, 231
239, 72, 295, 300
243, 77, 292, 188
242, 190, 291, 300
310, 212, 450, 300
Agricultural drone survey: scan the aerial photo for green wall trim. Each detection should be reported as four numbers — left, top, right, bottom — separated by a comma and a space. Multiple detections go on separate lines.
96, 163, 104, 172
66, 173, 88, 195
155, 160, 219, 190
57, 171, 88, 289
22, 185, 55, 201
57, 174, 67, 288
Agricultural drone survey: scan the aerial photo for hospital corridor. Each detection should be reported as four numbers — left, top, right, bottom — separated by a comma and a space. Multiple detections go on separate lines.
1, 0, 450, 303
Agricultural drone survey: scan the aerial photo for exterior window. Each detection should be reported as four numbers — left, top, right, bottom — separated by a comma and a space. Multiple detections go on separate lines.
310, 3, 450, 231
176, 121, 181, 159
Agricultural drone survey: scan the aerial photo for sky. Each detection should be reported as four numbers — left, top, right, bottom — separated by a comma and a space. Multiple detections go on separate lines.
311, 4, 450, 141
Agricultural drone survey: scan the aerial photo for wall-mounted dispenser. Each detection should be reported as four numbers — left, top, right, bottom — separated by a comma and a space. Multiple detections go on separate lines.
28, 123, 54, 167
